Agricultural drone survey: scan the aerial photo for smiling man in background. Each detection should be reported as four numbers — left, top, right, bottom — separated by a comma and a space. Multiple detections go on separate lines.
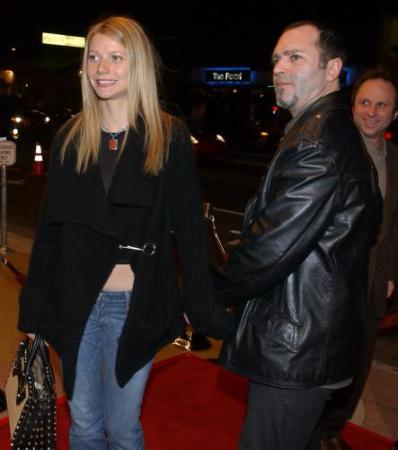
321, 68, 398, 450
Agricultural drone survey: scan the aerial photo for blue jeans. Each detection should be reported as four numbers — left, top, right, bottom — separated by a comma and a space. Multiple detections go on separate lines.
68, 291, 152, 450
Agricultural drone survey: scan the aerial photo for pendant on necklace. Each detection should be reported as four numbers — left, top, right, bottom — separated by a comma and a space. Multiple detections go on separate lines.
108, 137, 118, 151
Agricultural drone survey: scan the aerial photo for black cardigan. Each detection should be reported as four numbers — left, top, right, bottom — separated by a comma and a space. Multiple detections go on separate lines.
18, 120, 232, 398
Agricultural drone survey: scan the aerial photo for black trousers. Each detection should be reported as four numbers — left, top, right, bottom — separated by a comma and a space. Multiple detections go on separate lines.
320, 313, 379, 437
239, 382, 332, 450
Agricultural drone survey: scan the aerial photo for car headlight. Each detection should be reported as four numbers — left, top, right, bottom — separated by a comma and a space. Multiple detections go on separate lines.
44, 116, 51, 124
216, 134, 226, 143
11, 115, 23, 124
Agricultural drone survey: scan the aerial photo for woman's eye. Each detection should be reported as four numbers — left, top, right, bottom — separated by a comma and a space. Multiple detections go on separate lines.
112, 54, 123, 62
88, 54, 99, 62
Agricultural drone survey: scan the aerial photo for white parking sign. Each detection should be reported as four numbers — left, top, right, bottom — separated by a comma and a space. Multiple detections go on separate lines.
0, 141, 16, 166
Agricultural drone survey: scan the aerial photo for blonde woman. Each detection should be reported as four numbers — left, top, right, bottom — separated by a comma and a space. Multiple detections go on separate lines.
19, 16, 232, 449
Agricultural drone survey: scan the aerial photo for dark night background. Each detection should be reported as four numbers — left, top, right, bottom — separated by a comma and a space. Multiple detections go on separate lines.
1, 0, 398, 67
1, 0, 398, 137
1, 0, 398, 228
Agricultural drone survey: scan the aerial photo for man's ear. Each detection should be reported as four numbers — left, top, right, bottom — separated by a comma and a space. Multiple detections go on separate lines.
325, 58, 343, 83
393, 110, 398, 122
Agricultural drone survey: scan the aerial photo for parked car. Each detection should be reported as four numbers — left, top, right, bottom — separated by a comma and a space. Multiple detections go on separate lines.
252, 98, 290, 155
0, 96, 52, 143
189, 125, 228, 160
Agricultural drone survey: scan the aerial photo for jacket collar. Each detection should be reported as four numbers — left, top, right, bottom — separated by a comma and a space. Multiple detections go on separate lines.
286, 90, 349, 134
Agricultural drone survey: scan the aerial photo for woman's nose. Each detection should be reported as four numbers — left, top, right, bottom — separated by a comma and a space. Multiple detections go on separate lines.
97, 58, 110, 73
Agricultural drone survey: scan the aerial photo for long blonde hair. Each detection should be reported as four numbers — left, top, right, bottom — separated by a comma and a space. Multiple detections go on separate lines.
61, 16, 172, 175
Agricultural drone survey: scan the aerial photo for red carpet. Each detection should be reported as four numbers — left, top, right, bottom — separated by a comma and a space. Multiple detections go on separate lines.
0, 353, 394, 449
380, 311, 398, 329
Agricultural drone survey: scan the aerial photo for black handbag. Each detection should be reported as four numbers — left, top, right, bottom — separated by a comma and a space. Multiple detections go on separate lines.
5, 335, 56, 449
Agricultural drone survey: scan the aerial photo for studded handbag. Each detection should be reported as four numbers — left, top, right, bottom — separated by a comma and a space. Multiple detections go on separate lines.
5, 335, 56, 449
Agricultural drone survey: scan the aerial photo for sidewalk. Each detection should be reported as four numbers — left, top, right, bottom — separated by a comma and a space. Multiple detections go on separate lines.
0, 231, 397, 442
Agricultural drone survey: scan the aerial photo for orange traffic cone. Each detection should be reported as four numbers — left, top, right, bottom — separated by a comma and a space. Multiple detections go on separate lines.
31, 143, 44, 176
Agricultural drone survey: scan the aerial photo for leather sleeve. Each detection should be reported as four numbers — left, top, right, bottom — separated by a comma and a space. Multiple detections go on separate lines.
215, 142, 339, 304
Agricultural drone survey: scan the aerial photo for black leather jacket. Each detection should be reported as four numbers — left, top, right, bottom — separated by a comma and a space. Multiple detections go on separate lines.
216, 91, 381, 388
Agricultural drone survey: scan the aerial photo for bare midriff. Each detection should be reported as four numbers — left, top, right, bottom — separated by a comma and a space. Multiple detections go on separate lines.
102, 264, 135, 291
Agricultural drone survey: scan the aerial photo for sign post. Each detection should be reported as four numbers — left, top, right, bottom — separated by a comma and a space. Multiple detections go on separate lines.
0, 140, 17, 258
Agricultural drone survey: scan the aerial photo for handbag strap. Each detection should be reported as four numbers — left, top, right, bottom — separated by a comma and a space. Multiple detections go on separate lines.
24, 335, 55, 387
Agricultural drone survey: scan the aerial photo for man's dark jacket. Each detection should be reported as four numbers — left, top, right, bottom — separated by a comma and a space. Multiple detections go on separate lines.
18, 121, 232, 398
215, 91, 381, 388
368, 140, 398, 318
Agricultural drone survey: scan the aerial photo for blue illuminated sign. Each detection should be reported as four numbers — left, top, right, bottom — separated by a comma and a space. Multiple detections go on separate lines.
341, 66, 359, 87
204, 67, 252, 85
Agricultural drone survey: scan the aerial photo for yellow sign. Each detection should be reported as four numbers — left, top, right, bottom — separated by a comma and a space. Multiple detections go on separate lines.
42, 32, 85, 48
